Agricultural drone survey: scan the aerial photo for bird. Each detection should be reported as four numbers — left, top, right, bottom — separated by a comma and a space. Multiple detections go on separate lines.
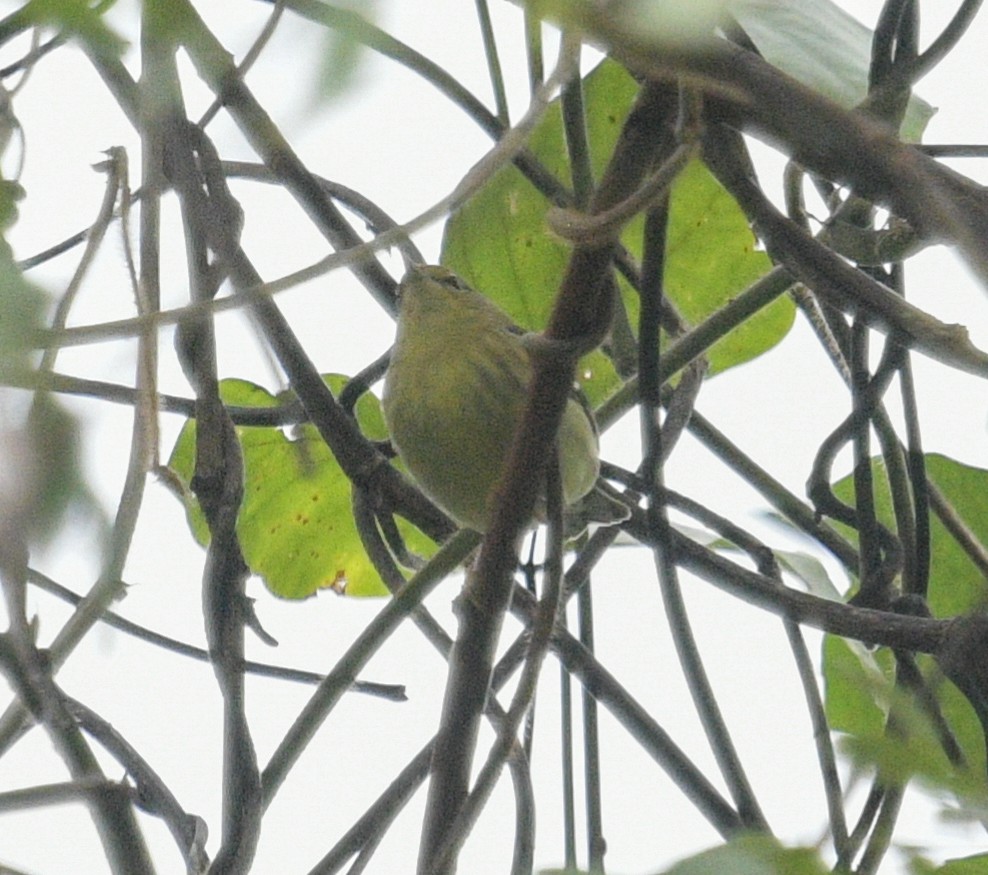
381, 263, 628, 534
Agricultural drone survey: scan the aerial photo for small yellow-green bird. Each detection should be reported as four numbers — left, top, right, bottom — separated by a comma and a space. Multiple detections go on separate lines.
382, 264, 627, 533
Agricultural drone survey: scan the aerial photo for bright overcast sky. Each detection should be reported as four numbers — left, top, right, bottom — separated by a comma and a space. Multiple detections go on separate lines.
1, 1, 987, 873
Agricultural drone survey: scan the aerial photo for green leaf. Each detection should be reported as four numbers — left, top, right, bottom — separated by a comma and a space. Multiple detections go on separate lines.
823, 635, 892, 739
0, 237, 45, 378
0, 162, 101, 548
823, 455, 988, 805
774, 547, 844, 602
314, 2, 380, 104
444, 61, 635, 408
168, 380, 277, 548
443, 59, 792, 409
5, 393, 103, 549
661, 157, 788, 374
836, 675, 988, 803
0, 181, 24, 234
166, 377, 434, 599
530, 0, 731, 48
23, 0, 128, 60
659, 834, 829, 875
542, 836, 830, 875
920, 456, 988, 618
909, 853, 988, 875
830, 454, 988, 619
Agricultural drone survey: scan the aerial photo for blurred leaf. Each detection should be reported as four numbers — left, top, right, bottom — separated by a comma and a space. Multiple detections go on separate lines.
0, 181, 24, 233
443, 59, 791, 409
0, 394, 100, 550
530, 0, 728, 46
839, 699, 987, 804
658, 834, 829, 875
753, 509, 851, 599
909, 853, 988, 875
823, 455, 988, 805
531, 0, 934, 141
731, 0, 935, 142
543, 836, 829, 875
315, 1, 380, 104
695, 530, 844, 603
23, 0, 128, 60
774, 547, 844, 601
23, 394, 87, 544
0, 238, 45, 377
0, 162, 95, 549
167, 376, 434, 598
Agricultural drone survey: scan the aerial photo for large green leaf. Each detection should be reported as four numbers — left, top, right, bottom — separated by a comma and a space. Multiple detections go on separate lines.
443, 59, 792, 409
829, 454, 988, 621
443, 60, 636, 409
823, 634, 892, 740
167, 377, 434, 598
823, 455, 988, 805
661, 157, 787, 369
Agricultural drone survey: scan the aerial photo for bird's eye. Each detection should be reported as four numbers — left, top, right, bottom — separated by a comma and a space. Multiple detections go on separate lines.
436, 269, 472, 293
411, 264, 475, 293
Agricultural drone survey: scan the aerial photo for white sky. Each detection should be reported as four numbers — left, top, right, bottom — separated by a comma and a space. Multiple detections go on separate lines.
1, 1, 987, 873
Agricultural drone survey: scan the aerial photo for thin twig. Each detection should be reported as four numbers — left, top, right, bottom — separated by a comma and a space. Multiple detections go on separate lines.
261, 529, 481, 808
26, 567, 405, 700
474, 0, 509, 124
65, 696, 209, 874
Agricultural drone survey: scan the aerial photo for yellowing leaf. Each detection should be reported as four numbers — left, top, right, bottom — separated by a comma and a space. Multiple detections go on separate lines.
167, 377, 434, 599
